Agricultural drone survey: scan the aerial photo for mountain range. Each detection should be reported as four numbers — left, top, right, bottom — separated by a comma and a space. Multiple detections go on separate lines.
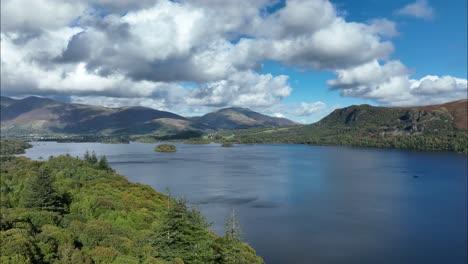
0, 96, 297, 137
1, 95, 466, 152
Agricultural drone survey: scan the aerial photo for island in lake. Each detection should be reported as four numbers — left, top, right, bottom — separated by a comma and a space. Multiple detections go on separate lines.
155, 144, 177, 152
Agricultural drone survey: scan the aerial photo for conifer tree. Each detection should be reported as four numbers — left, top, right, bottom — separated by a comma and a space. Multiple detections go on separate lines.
152, 198, 214, 263
23, 165, 62, 211
98, 155, 110, 171
83, 150, 91, 162
214, 209, 246, 264
225, 209, 241, 242
90, 151, 98, 163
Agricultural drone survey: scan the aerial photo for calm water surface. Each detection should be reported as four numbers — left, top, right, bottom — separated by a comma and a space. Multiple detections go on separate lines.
23, 142, 468, 264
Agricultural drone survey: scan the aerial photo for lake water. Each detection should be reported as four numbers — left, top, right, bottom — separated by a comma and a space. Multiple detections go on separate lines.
23, 142, 468, 264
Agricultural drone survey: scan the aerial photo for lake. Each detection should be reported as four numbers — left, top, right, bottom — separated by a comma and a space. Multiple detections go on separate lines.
22, 142, 468, 264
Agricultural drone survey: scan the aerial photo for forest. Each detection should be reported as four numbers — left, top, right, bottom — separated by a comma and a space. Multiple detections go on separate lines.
0, 147, 263, 264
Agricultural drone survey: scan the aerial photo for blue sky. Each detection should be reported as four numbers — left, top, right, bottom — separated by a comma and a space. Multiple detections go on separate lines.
262, 0, 467, 121
1, 0, 467, 123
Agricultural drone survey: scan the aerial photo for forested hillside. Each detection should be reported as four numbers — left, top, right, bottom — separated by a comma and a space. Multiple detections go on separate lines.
212, 100, 468, 153
0, 154, 264, 264
0, 139, 32, 155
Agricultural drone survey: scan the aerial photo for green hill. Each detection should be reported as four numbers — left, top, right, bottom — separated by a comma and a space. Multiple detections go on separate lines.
212, 100, 468, 153
0, 154, 264, 264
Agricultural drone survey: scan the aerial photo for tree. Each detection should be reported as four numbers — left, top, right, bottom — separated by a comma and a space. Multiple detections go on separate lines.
98, 156, 110, 171
213, 209, 255, 264
90, 151, 98, 163
225, 209, 241, 242
23, 165, 62, 211
83, 150, 91, 162
0, 228, 40, 263
152, 198, 214, 264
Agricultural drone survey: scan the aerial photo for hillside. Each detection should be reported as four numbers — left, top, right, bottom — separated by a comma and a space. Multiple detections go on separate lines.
0, 96, 210, 137
0, 97, 296, 138
318, 99, 467, 132
191, 107, 297, 130
0, 153, 264, 263
212, 100, 468, 153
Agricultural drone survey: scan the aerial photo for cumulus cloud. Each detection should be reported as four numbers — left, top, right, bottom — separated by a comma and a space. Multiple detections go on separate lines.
186, 71, 291, 107
0, 0, 86, 33
0, 0, 465, 120
397, 0, 434, 19
328, 60, 467, 106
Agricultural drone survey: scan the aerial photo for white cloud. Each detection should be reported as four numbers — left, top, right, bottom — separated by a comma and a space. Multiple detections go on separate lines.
368, 19, 399, 38
295, 102, 327, 116
397, 0, 434, 19
0, 0, 86, 33
186, 71, 292, 107
411, 75, 467, 96
272, 113, 286, 118
328, 60, 467, 106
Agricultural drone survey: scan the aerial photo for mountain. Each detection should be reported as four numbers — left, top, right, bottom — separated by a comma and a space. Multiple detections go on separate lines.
214, 100, 468, 153
191, 107, 297, 130
317, 99, 468, 133
0, 96, 296, 137
0, 96, 209, 137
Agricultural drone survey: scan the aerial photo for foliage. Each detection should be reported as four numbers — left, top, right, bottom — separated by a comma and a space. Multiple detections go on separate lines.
155, 144, 177, 153
0, 139, 32, 155
152, 198, 214, 263
0, 155, 263, 263
98, 155, 111, 171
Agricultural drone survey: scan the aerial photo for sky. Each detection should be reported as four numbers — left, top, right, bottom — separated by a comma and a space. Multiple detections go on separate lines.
1, 0, 467, 123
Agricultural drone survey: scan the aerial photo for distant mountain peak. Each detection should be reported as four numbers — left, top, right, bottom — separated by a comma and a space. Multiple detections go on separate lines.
194, 106, 297, 130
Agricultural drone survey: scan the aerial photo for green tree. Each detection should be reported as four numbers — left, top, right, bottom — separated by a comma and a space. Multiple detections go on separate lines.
0, 228, 40, 263
23, 165, 62, 211
90, 151, 98, 163
152, 198, 214, 264
98, 155, 110, 171
83, 150, 91, 162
